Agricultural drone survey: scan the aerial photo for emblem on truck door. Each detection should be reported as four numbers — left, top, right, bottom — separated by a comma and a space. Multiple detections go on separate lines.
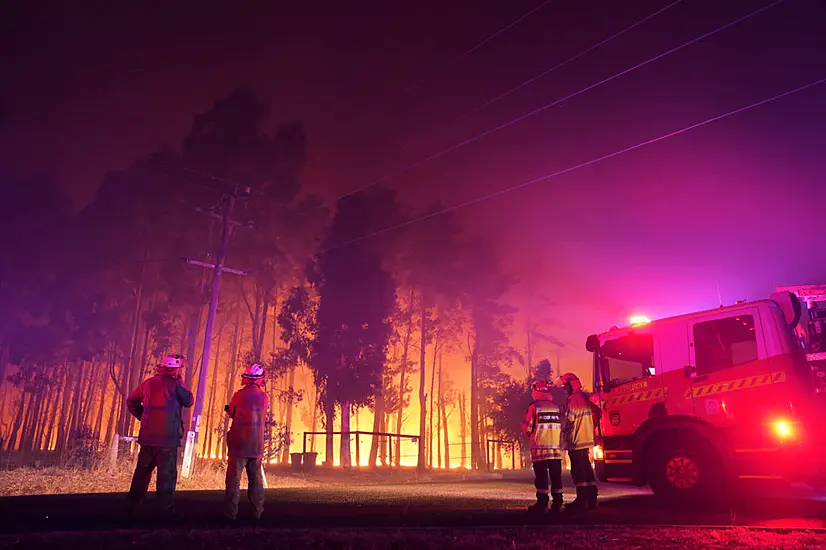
610, 411, 621, 426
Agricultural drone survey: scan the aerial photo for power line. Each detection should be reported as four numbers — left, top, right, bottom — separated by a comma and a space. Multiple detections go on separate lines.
451, 0, 684, 124
154, 2, 680, 212
324, 75, 825, 251
326, 0, 785, 205
403, 0, 555, 96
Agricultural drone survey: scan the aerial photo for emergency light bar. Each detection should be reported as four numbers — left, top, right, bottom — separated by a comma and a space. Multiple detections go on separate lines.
629, 315, 651, 326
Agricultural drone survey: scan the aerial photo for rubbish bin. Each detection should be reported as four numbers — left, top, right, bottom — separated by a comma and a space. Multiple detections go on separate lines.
303, 452, 318, 473
290, 452, 303, 471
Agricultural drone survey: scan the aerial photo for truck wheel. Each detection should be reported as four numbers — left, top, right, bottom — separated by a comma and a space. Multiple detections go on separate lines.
648, 436, 719, 502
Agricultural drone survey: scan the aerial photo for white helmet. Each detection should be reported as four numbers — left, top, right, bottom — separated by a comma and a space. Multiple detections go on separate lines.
242, 363, 264, 380
158, 354, 185, 369
554, 372, 582, 393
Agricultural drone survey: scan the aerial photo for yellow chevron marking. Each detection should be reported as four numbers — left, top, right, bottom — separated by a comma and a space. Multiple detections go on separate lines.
604, 387, 667, 409
683, 371, 786, 400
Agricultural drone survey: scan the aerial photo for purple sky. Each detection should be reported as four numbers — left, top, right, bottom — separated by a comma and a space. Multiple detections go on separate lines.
2, 0, 825, 373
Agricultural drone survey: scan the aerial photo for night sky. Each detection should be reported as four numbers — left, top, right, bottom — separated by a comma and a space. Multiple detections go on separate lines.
3, 0, 825, 372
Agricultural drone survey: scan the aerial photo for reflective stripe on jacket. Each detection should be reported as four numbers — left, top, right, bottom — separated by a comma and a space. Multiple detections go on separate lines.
522, 399, 564, 462
564, 390, 597, 451
127, 374, 194, 448
227, 384, 269, 458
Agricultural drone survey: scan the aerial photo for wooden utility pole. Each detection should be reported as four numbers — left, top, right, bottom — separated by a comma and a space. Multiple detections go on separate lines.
181, 186, 252, 478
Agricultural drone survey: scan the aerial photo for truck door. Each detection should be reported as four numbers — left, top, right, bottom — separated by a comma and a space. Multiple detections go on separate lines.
597, 329, 664, 481
687, 307, 770, 430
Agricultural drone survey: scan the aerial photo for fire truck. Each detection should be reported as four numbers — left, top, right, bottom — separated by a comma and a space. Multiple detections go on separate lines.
586, 291, 826, 501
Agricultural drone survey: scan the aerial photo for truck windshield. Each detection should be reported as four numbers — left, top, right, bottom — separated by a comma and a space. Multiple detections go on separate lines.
599, 333, 655, 387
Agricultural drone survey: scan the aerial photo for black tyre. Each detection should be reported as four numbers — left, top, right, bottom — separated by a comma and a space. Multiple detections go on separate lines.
647, 435, 720, 502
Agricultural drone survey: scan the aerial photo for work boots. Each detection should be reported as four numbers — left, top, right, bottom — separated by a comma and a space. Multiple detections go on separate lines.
565, 486, 598, 513
550, 493, 564, 513
527, 494, 549, 513
587, 485, 598, 509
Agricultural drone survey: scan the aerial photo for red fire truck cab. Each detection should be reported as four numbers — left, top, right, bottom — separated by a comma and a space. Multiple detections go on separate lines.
586, 291, 826, 500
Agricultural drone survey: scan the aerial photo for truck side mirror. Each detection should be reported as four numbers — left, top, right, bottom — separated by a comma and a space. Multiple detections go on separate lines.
585, 334, 600, 352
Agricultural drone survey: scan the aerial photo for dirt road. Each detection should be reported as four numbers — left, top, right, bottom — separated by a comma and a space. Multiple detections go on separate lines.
2, 472, 824, 533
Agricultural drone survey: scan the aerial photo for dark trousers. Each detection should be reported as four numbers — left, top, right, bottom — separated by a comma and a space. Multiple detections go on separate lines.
532, 459, 563, 502
128, 445, 178, 511
224, 457, 265, 520
569, 449, 596, 488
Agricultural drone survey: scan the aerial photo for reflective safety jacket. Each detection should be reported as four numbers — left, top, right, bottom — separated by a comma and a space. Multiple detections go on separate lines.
564, 389, 598, 451
127, 374, 194, 448
227, 383, 269, 458
522, 398, 564, 462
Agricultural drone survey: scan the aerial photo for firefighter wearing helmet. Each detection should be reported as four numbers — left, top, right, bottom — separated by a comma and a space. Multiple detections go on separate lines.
126, 354, 194, 515
224, 363, 269, 521
554, 372, 600, 511
522, 378, 565, 513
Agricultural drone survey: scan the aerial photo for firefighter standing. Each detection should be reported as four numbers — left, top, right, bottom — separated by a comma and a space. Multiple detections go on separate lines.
126, 354, 194, 514
522, 379, 565, 513
224, 363, 269, 521
555, 372, 599, 511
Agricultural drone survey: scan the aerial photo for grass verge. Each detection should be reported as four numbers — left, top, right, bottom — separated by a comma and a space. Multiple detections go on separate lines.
0, 461, 313, 496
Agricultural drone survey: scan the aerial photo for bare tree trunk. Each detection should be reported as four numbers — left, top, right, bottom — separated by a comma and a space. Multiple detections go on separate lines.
56, 365, 76, 454
525, 318, 534, 383
278, 375, 289, 425
280, 364, 297, 464
427, 339, 438, 469
6, 391, 27, 451
34, 380, 56, 451
94, 349, 115, 442
204, 327, 224, 458
437, 351, 443, 469
104, 362, 124, 444
45, 368, 67, 451
459, 391, 467, 468
309, 381, 318, 453
441, 399, 450, 469
340, 401, 351, 468
183, 304, 204, 432
127, 317, 152, 436
324, 399, 335, 467
80, 362, 99, 429
204, 330, 223, 458
369, 343, 396, 468
380, 412, 390, 465
20, 385, 42, 453
119, 263, 146, 436
394, 290, 415, 466
417, 299, 427, 472
93, 368, 107, 444
470, 333, 482, 470
80, 363, 97, 429
368, 384, 383, 468
246, 285, 270, 362
354, 405, 360, 467
15, 393, 34, 453
222, 305, 243, 460
69, 362, 87, 440
31, 385, 48, 452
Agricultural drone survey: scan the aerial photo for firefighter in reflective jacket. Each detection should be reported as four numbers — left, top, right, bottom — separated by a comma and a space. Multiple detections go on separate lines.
224, 363, 269, 521
126, 354, 194, 515
555, 372, 599, 511
522, 379, 565, 513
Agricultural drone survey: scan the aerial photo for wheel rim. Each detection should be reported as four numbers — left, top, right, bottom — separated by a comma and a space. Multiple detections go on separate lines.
664, 453, 700, 490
